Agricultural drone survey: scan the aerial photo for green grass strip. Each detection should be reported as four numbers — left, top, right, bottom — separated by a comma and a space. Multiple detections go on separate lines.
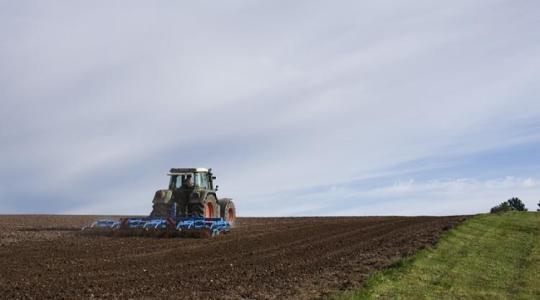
333, 212, 540, 300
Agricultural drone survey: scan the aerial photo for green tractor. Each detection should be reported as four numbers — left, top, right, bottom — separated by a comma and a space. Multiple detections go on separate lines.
150, 168, 236, 224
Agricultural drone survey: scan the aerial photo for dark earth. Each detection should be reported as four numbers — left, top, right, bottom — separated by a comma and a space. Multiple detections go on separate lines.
0, 215, 467, 299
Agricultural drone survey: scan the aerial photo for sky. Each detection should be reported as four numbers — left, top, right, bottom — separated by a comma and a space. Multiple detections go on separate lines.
1, 1, 539, 216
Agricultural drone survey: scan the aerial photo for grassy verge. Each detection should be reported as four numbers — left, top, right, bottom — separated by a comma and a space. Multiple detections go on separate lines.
334, 212, 540, 299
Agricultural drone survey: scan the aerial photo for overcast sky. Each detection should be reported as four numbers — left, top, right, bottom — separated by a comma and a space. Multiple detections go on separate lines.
1, 1, 539, 216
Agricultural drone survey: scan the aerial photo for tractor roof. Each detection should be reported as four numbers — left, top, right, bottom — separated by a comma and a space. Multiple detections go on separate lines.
168, 168, 210, 175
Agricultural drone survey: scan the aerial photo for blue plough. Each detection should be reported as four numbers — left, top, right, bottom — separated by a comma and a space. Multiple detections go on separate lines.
82, 204, 231, 237
83, 216, 231, 237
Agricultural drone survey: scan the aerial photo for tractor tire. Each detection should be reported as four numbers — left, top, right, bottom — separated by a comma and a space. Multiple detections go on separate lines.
217, 198, 236, 225
190, 194, 219, 218
176, 198, 188, 217
189, 202, 204, 217
150, 203, 170, 217
204, 194, 219, 218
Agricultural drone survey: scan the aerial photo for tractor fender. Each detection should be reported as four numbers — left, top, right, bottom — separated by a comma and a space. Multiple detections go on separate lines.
207, 192, 218, 201
188, 190, 216, 204
152, 189, 173, 204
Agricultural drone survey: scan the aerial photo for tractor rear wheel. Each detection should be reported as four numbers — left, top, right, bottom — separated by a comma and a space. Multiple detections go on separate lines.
217, 199, 236, 225
176, 198, 188, 217
150, 203, 170, 217
190, 194, 218, 218
189, 203, 203, 217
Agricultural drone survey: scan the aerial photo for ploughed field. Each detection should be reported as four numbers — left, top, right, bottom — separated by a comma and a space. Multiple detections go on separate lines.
0, 215, 467, 299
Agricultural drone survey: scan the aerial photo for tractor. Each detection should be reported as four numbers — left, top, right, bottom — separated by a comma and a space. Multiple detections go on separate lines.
150, 168, 236, 224
82, 168, 236, 237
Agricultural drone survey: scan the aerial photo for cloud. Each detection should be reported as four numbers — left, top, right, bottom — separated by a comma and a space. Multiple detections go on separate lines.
240, 176, 540, 217
0, 1, 539, 215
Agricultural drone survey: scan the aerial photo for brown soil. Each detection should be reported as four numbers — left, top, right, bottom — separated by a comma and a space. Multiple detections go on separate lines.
0, 215, 467, 299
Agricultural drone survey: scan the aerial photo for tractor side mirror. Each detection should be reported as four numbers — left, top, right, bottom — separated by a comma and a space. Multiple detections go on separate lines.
215, 185, 219, 191
212, 176, 216, 180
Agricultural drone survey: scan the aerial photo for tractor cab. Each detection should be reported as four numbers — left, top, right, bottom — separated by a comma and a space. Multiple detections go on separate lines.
168, 168, 217, 191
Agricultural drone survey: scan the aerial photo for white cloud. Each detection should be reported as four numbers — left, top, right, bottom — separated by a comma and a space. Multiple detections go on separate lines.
326, 177, 540, 216
0, 1, 539, 215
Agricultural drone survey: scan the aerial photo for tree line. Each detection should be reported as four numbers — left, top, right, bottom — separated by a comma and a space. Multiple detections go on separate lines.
490, 197, 540, 213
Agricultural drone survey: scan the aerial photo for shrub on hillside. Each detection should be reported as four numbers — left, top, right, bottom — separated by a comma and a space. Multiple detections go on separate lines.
490, 202, 513, 213
507, 197, 527, 211
490, 197, 528, 214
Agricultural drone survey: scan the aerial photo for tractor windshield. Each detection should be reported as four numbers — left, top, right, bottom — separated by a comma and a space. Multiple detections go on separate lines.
194, 172, 210, 189
169, 172, 210, 189
169, 174, 194, 189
